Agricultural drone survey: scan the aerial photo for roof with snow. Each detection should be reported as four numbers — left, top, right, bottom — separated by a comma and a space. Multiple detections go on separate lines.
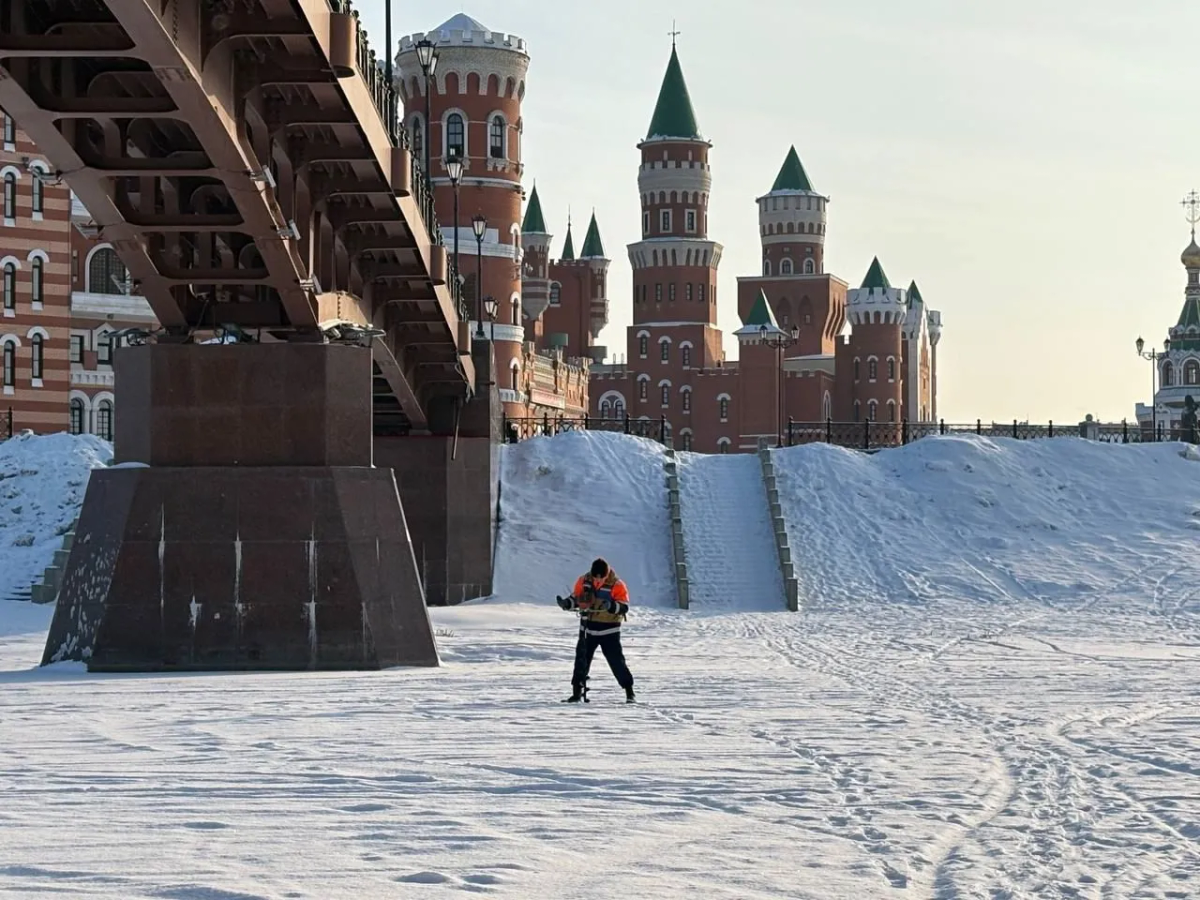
645, 47, 702, 141
435, 13, 489, 32
771, 146, 814, 192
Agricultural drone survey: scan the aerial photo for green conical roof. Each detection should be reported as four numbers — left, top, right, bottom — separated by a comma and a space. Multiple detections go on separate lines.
645, 46, 702, 141
580, 212, 605, 258
861, 257, 891, 290
561, 219, 575, 261
1177, 296, 1200, 329
743, 289, 779, 327
771, 146, 813, 192
523, 184, 547, 233
907, 280, 923, 308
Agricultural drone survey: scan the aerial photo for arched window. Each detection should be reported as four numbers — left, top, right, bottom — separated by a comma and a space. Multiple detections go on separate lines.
780, 258, 793, 275
853, 358, 860, 381
638, 379, 648, 401
1185, 359, 1200, 386
763, 258, 772, 276
3, 172, 14, 219
660, 384, 670, 406
822, 392, 831, 421
614, 399, 625, 418
681, 388, 691, 412
2, 114, 13, 145
803, 258, 815, 274
30, 333, 43, 381
489, 115, 505, 159
1, 340, 14, 388
1163, 361, 1175, 386
411, 116, 424, 163
719, 396, 729, 420
660, 339, 669, 362
681, 345, 691, 368
600, 399, 612, 419
853, 400, 861, 422
868, 359, 878, 381
445, 113, 465, 160
89, 248, 127, 295
31, 257, 42, 306
718, 438, 730, 454
681, 431, 693, 451
549, 283, 561, 306
638, 335, 648, 357
887, 356, 896, 382
511, 301, 520, 326
96, 399, 114, 441
31, 171, 43, 215
868, 400, 878, 422
69, 397, 84, 435
2, 263, 13, 311
509, 363, 519, 391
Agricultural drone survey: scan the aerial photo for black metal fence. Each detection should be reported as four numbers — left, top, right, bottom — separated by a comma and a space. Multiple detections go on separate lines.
499, 414, 1197, 451
1, 407, 11, 441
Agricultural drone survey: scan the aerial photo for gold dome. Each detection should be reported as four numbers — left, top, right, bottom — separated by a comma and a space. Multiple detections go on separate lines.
1182, 238, 1200, 268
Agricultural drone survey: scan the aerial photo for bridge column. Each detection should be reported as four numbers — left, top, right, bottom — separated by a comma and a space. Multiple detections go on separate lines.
376, 339, 500, 605
42, 344, 438, 672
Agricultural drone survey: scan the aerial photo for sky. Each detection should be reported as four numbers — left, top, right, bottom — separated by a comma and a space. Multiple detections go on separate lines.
359, 0, 1198, 424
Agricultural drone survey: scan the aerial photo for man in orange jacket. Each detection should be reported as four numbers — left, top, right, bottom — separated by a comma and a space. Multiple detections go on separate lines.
556, 557, 635, 703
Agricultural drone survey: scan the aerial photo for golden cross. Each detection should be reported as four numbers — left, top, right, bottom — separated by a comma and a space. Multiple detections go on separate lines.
1182, 190, 1200, 239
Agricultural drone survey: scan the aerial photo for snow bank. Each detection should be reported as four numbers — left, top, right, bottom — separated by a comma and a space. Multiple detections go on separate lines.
774, 435, 1200, 607
493, 431, 675, 607
0, 432, 111, 602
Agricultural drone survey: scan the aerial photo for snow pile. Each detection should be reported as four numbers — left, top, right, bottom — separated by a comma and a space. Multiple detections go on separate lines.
774, 435, 1200, 608
0, 432, 111, 601
494, 430, 675, 607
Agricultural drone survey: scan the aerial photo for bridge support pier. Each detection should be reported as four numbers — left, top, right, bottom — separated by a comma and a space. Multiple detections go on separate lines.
42, 344, 438, 672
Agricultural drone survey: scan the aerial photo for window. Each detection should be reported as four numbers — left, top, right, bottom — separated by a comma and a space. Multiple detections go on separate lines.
1163, 361, 1174, 386
887, 357, 896, 381
888, 400, 896, 422
763, 259, 771, 276
511, 302, 519, 326
681, 389, 691, 412
681, 345, 691, 368
868, 359, 878, 381
660, 384, 670, 406
868, 400, 878, 422
654, 283, 662, 302
660, 209, 671, 232
510, 365, 519, 391
823, 392, 831, 421
69, 398, 84, 435
699, 283, 706, 303
718, 439, 729, 454
669, 283, 676, 302
600, 400, 612, 419
2, 263, 13, 311
638, 334, 648, 357
411, 117, 423, 162
803, 258, 815, 274
3, 172, 14, 219
31, 172, 43, 216
660, 340, 669, 362
638, 380, 647, 401
2, 114, 13, 146
70, 335, 84, 363
719, 397, 729, 421
853, 358, 860, 381
853, 400, 861, 422
549, 283, 561, 306
643, 211, 649, 235
446, 113, 465, 159
2, 340, 14, 388
98, 331, 112, 365
30, 334, 43, 381
88, 248, 127, 295
31, 257, 42, 307
685, 283, 693, 302
1186, 359, 1200, 386
96, 400, 113, 441
780, 258, 793, 275
489, 115, 505, 158
614, 400, 625, 418
686, 210, 696, 232
681, 432, 693, 451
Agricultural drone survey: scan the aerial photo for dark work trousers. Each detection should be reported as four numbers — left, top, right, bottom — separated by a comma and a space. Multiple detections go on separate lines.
572, 630, 634, 689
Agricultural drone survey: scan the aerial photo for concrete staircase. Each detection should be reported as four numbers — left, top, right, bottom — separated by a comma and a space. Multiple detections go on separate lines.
26, 519, 78, 605
663, 448, 690, 609
758, 441, 800, 612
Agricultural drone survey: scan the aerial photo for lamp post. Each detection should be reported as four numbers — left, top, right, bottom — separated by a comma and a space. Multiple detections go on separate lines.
760, 323, 800, 448
1136, 335, 1171, 441
446, 154, 463, 297
414, 39, 437, 179
484, 295, 498, 343
472, 214, 487, 339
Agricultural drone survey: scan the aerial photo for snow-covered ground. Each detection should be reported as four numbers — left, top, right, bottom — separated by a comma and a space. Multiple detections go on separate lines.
2, 432, 1200, 898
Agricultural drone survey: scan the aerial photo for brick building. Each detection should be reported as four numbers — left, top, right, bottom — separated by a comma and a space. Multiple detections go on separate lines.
560, 44, 945, 452
0, 110, 153, 439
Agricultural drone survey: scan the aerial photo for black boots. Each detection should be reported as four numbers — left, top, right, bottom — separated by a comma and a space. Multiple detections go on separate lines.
625, 686, 636, 703
564, 684, 588, 703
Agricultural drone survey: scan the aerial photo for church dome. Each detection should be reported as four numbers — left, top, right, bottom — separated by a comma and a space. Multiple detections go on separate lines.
1182, 237, 1200, 268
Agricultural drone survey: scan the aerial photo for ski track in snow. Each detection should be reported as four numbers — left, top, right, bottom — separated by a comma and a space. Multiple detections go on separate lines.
1, 432, 1200, 898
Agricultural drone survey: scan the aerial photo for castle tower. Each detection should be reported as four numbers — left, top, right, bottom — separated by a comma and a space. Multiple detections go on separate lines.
846, 257, 907, 423
627, 43, 723, 337
579, 211, 610, 362
734, 290, 786, 447
520, 184, 551, 338
398, 14, 529, 413
758, 146, 828, 277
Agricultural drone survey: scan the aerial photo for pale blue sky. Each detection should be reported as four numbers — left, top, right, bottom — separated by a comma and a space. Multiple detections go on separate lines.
359, 0, 1195, 423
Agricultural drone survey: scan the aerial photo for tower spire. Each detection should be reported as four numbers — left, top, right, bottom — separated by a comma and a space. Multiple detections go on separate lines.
1184, 189, 1200, 241
668, 20, 680, 47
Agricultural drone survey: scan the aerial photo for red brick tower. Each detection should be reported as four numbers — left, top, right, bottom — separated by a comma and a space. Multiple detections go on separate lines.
398, 14, 528, 415
839, 257, 907, 423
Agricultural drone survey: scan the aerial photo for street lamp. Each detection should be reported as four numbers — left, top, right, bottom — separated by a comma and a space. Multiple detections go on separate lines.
484, 295, 498, 343
414, 39, 437, 180
760, 323, 800, 448
1137, 336, 1170, 441
446, 154, 464, 298
472, 214, 487, 338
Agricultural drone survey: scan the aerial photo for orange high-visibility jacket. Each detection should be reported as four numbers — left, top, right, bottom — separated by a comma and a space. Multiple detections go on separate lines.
570, 570, 629, 626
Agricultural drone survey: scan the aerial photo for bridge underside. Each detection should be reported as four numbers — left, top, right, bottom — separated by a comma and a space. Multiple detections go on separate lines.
5, 0, 491, 670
